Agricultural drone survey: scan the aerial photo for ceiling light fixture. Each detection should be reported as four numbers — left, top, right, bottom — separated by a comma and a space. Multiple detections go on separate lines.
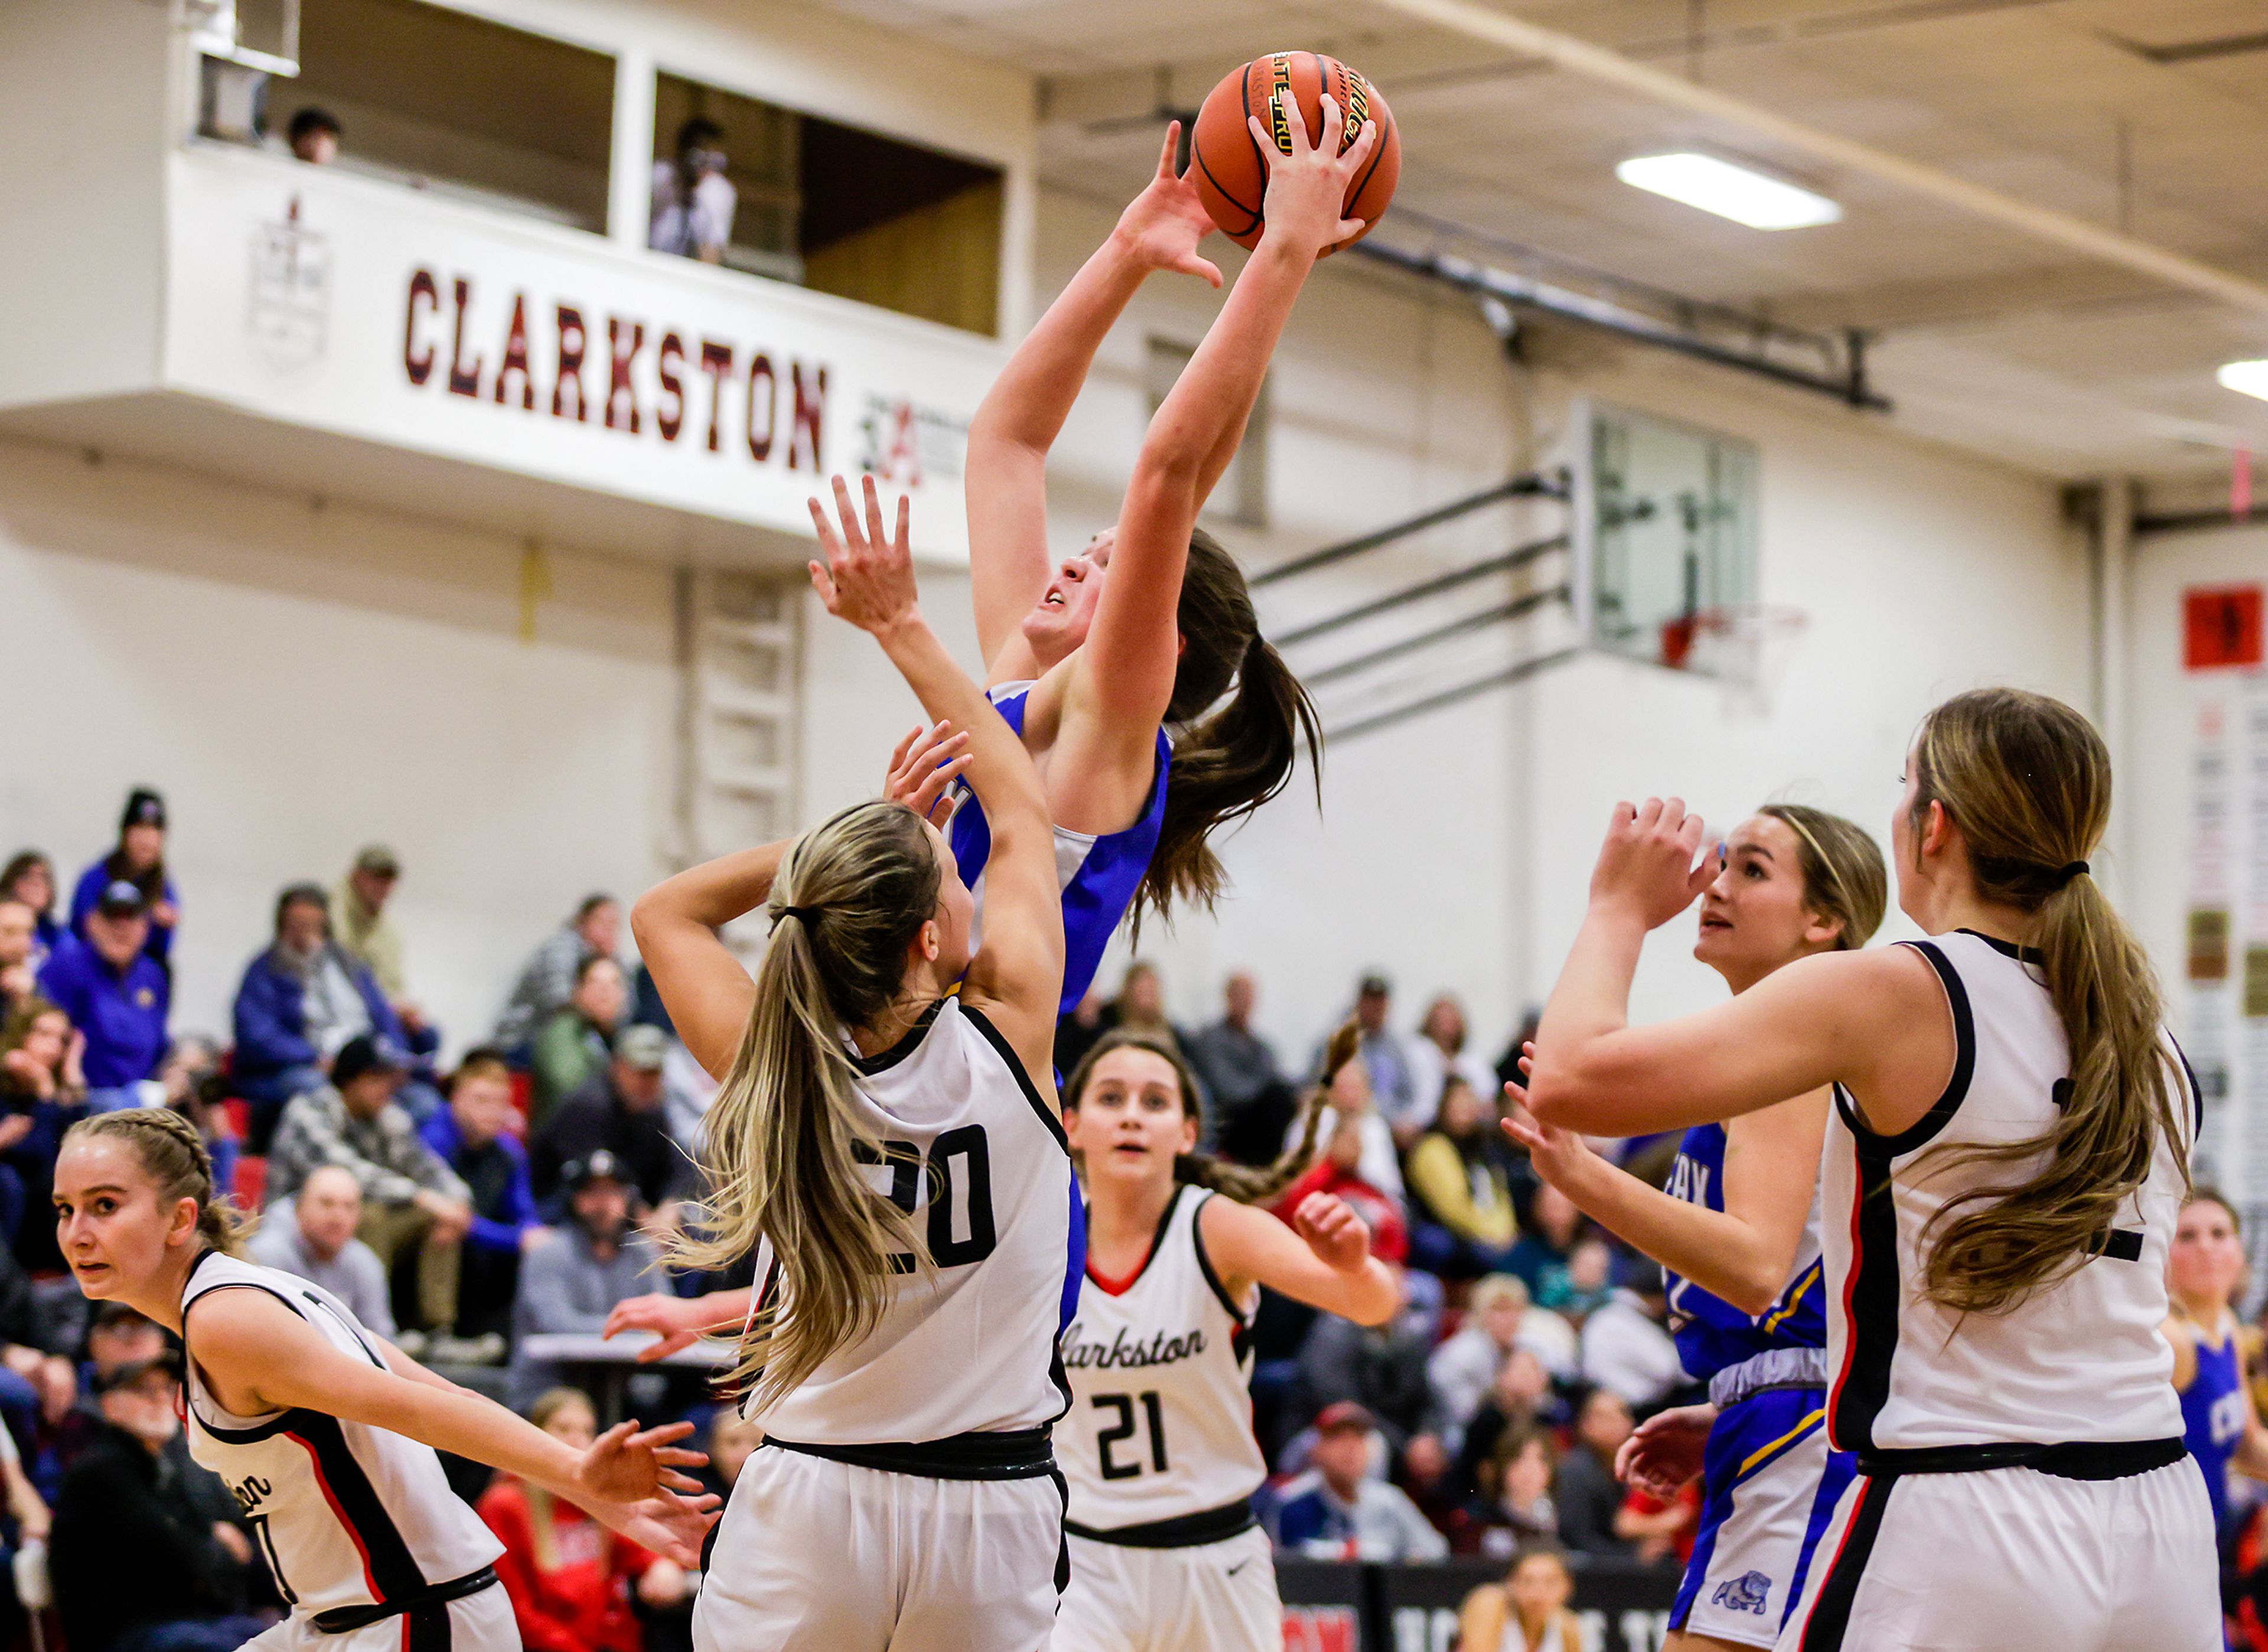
2217, 360, 2268, 403
1616, 152, 1842, 230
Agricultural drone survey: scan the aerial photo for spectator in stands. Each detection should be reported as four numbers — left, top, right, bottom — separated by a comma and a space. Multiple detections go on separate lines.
1054, 962, 1181, 1078
1615, 1475, 1699, 1568
699, 1409, 762, 1503
1406, 993, 1495, 1137
1187, 972, 1295, 1161
1455, 1545, 1584, 1652
1506, 1182, 1583, 1302
1319, 974, 1420, 1145
1553, 1386, 1635, 1557
478, 1386, 687, 1652
333, 845, 428, 1038
1579, 1263, 1684, 1410
1458, 1428, 1560, 1559
287, 106, 340, 165
1542, 1236, 1615, 1324
1270, 1402, 1448, 1561
233, 884, 442, 1139
530, 956, 627, 1129
0, 854, 62, 959
0, 998, 83, 1250
50, 1354, 268, 1652
530, 1026, 684, 1213
38, 882, 168, 1109
266, 1034, 471, 1340
649, 117, 737, 263
1273, 1103, 1407, 1271
1295, 1273, 1433, 1452
0, 900, 37, 1024
421, 1050, 537, 1354
1427, 1276, 1576, 1447
510, 1152, 666, 1407
1407, 1078, 1520, 1278
246, 1163, 395, 1337
495, 895, 621, 1053
1287, 1042, 1404, 1209
1449, 1348, 1565, 1507
69, 790, 178, 966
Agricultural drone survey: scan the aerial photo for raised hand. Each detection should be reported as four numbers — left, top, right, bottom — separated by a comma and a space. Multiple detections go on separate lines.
808, 474, 918, 636
1112, 122, 1224, 288
1590, 797, 1716, 930
603, 1293, 715, 1364
1616, 1403, 1716, 1498
884, 721, 972, 825
1292, 1191, 1374, 1273
1499, 1045, 1599, 1188
595, 1490, 723, 1569
1246, 91, 1377, 258
575, 1418, 709, 1503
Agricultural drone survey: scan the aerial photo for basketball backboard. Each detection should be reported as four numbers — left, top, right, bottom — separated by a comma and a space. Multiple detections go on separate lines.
1572, 400, 1771, 680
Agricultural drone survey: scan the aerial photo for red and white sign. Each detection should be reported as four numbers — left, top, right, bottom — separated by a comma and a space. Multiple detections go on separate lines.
2185, 585, 2266, 672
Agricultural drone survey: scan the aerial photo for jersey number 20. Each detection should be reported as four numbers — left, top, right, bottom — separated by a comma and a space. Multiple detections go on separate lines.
856, 1125, 997, 1272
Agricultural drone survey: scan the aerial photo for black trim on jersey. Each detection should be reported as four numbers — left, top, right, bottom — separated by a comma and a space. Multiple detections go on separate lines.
1048, 1467, 1071, 1595
852, 999, 943, 1076
1834, 940, 1974, 1155
2088, 1228, 2145, 1262
2170, 1032, 2205, 1141
313, 1566, 499, 1633
1795, 1475, 1892, 1652
960, 1003, 1070, 1154
761, 1425, 1057, 1480
291, 1410, 430, 1600
1858, 1435, 2183, 1481
1826, 1117, 1899, 1455
1955, 927, 2042, 965
1064, 1495, 1256, 1549
1187, 1191, 1255, 1341
1083, 1185, 1183, 1296
301, 1290, 388, 1371
180, 1274, 318, 1440
403, 1601, 453, 1652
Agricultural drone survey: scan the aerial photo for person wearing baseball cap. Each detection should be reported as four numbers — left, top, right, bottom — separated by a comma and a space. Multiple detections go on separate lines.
1268, 1399, 1448, 1562
334, 845, 425, 1041
529, 1022, 685, 1214
67, 787, 180, 967
508, 1146, 667, 1408
36, 879, 170, 1107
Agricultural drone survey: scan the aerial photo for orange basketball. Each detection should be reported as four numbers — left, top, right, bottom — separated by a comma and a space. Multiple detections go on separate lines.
1190, 52, 1399, 255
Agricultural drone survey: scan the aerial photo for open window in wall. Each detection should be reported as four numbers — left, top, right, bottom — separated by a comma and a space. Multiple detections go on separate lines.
1146, 337, 1270, 529
653, 75, 1003, 336
221, 0, 614, 232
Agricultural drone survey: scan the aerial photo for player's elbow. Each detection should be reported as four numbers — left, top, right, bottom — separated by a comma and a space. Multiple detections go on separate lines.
1520, 1063, 1586, 1128
1127, 432, 1205, 503
1722, 1270, 1781, 1319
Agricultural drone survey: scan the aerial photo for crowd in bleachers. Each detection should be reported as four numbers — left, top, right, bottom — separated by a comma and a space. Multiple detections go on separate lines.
0, 784, 1751, 1648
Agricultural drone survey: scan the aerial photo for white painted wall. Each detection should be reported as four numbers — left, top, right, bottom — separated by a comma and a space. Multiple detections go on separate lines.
0, 436, 680, 1050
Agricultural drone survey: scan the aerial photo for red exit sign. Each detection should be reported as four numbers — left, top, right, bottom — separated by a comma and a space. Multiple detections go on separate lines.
2186, 586, 2264, 671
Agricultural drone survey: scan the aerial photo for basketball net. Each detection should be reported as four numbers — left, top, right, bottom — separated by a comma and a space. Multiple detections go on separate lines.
1660, 604, 1808, 694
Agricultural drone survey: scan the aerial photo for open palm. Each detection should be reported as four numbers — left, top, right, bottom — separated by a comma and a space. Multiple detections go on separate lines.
1115, 123, 1223, 288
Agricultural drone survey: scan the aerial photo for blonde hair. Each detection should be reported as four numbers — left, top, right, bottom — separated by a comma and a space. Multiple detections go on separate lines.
523, 1387, 600, 1572
1062, 1019, 1359, 1206
669, 800, 940, 1410
1468, 1273, 1530, 1317
1757, 804, 1887, 950
1909, 687, 2185, 1315
64, 1107, 250, 1257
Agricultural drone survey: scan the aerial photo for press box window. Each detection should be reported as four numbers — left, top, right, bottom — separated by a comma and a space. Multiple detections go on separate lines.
653, 75, 1004, 337
1146, 337, 1269, 529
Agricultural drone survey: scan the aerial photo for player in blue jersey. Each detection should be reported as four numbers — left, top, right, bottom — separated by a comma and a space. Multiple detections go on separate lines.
2168, 1190, 2268, 1547
1506, 805, 1886, 1652
918, 112, 1376, 1011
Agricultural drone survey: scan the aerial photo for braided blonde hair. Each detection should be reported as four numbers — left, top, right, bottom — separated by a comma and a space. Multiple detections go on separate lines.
64, 1107, 252, 1257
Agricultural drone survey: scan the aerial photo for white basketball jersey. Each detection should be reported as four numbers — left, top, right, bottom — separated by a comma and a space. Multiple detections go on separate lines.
745, 998, 1075, 1445
1059, 1184, 1265, 1532
180, 1250, 503, 1617
1822, 931, 2197, 1454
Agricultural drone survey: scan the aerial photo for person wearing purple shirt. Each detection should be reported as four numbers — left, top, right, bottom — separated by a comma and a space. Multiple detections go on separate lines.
37, 881, 169, 1106
67, 788, 180, 967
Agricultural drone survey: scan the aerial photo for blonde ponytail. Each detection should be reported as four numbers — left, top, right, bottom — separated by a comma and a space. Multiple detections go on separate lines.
667, 800, 941, 1410
1908, 688, 2186, 1315
65, 1107, 252, 1257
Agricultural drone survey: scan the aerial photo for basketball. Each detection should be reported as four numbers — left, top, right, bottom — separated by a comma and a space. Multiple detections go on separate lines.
1190, 51, 1399, 254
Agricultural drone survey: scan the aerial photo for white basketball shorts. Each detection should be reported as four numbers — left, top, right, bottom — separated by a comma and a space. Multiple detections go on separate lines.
1053, 1524, 1280, 1652
235, 1576, 517, 1652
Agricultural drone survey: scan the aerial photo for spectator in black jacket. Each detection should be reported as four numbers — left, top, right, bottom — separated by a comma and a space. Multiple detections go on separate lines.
1553, 1385, 1635, 1558
529, 1026, 685, 1213
50, 1356, 269, 1652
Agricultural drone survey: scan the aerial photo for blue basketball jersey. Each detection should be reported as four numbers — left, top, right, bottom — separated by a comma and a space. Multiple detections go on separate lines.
1663, 1122, 1826, 1381
947, 680, 1172, 1015
2182, 1313, 2247, 1530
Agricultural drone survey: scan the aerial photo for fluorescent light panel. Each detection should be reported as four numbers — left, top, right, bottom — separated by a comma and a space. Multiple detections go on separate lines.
1617, 152, 1842, 230
2218, 360, 2268, 403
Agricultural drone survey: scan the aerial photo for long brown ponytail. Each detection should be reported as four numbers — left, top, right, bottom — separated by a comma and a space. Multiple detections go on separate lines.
1907, 688, 2186, 1315
1134, 529, 1322, 934
65, 1107, 252, 1257
1064, 1020, 1361, 1205
669, 799, 940, 1409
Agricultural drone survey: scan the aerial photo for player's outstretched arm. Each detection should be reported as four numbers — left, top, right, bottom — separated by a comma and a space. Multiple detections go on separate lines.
1053, 98, 1374, 815
969, 122, 1222, 679
807, 475, 1064, 1079
605, 1288, 752, 1364
187, 1288, 716, 1562
1198, 1189, 1397, 1326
